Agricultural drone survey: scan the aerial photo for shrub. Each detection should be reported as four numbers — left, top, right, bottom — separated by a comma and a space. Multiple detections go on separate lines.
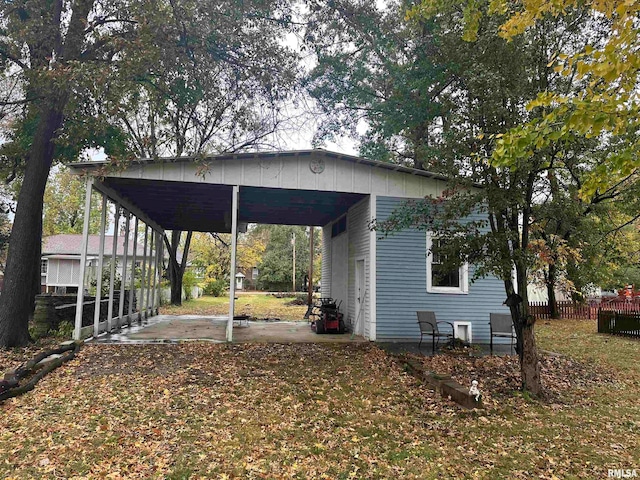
204, 278, 226, 297
183, 270, 198, 300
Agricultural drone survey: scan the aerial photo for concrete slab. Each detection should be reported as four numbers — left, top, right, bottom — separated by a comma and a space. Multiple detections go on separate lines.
90, 315, 366, 344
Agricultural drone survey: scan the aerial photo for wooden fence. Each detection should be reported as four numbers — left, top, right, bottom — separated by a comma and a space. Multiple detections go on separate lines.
529, 301, 640, 320
598, 310, 640, 338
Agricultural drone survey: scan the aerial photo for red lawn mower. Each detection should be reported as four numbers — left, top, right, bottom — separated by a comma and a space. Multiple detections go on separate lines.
311, 297, 346, 334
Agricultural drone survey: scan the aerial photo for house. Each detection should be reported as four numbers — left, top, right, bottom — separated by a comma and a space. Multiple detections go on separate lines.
235, 272, 246, 290
41, 234, 146, 294
68, 149, 510, 343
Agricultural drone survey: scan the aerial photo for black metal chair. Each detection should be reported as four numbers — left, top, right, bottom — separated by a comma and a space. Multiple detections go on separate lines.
417, 311, 454, 352
489, 313, 516, 354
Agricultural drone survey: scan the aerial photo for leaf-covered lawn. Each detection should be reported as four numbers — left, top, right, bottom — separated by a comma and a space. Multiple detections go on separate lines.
160, 294, 308, 321
0, 318, 638, 479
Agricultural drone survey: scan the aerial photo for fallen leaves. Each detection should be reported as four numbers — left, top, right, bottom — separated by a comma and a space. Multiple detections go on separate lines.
0, 320, 638, 479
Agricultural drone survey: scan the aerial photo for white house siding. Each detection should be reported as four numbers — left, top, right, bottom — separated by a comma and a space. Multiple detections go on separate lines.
321, 225, 332, 298
47, 258, 80, 286
347, 197, 371, 338
330, 228, 348, 319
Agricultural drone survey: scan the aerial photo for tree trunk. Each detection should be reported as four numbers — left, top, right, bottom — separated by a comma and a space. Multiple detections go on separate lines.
506, 264, 543, 396
164, 230, 192, 306
0, 107, 65, 348
520, 321, 542, 395
170, 265, 183, 305
546, 264, 560, 319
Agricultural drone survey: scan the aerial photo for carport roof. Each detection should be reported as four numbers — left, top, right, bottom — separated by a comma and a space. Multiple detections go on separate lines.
70, 149, 447, 233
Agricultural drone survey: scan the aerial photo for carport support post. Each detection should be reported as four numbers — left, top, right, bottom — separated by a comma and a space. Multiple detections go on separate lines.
73, 178, 93, 341
154, 230, 162, 314
93, 193, 108, 337
117, 211, 131, 329
227, 185, 239, 342
139, 224, 148, 322
146, 231, 154, 317
106, 203, 120, 332
150, 230, 158, 316
128, 216, 139, 325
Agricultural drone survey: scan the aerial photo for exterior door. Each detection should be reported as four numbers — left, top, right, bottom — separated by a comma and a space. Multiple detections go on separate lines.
355, 258, 366, 336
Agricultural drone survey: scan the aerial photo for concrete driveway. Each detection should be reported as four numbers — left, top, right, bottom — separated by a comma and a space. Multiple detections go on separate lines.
91, 315, 366, 344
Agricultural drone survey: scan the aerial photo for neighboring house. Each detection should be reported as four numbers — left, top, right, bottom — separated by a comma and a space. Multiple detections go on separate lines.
235, 272, 245, 290
238, 266, 259, 290
41, 234, 147, 294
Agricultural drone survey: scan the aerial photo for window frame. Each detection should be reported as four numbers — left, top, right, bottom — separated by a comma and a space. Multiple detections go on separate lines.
41, 259, 48, 275
426, 232, 469, 295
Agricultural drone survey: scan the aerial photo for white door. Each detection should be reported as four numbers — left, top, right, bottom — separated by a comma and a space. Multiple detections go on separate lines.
355, 259, 366, 336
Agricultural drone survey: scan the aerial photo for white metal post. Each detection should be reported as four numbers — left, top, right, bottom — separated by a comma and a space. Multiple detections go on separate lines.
93, 193, 108, 337
73, 178, 93, 341
149, 230, 157, 318
139, 224, 148, 321
117, 211, 131, 329
154, 230, 162, 314
106, 203, 120, 332
128, 217, 139, 325
145, 230, 153, 318
227, 185, 239, 342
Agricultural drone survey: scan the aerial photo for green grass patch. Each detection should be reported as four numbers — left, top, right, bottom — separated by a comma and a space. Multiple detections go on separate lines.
160, 293, 308, 320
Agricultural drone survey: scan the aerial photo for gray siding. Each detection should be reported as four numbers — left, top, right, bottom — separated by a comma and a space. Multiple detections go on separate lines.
375, 196, 510, 343
347, 197, 370, 337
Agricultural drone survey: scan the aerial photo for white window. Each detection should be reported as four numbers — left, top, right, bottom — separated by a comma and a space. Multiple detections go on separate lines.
41, 259, 48, 275
426, 232, 468, 294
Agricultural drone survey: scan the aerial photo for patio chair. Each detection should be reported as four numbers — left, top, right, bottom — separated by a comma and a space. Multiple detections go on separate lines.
417, 311, 454, 352
489, 313, 516, 355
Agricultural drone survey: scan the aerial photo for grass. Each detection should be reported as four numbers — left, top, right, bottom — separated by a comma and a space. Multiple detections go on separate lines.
0, 318, 638, 479
160, 293, 309, 320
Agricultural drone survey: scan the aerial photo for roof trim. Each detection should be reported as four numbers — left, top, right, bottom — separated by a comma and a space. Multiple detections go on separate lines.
68, 149, 450, 182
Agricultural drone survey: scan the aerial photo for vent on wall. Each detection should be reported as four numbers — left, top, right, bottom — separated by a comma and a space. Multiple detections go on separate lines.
453, 321, 472, 343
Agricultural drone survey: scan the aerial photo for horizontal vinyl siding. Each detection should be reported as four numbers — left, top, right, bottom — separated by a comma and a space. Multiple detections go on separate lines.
330, 230, 348, 314
376, 196, 510, 343
347, 197, 370, 338
321, 225, 332, 298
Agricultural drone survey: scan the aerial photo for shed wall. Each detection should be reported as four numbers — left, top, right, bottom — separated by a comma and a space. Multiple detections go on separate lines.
347, 197, 371, 338
330, 228, 348, 316
375, 196, 510, 343
321, 225, 332, 298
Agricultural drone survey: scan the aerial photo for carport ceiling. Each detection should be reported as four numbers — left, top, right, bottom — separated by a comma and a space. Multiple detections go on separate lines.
102, 178, 366, 232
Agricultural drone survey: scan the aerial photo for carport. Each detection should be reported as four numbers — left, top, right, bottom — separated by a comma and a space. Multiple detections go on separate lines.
68, 149, 406, 342
70, 149, 446, 343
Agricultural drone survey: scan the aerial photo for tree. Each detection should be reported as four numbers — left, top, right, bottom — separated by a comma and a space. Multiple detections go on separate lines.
305, 1, 450, 167
477, 0, 640, 196
116, 0, 299, 305
255, 225, 315, 292
189, 228, 267, 289
0, 0, 146, 348
43, 168, 105, 236
307, 0, 620, 395
164, 231, 193, 306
